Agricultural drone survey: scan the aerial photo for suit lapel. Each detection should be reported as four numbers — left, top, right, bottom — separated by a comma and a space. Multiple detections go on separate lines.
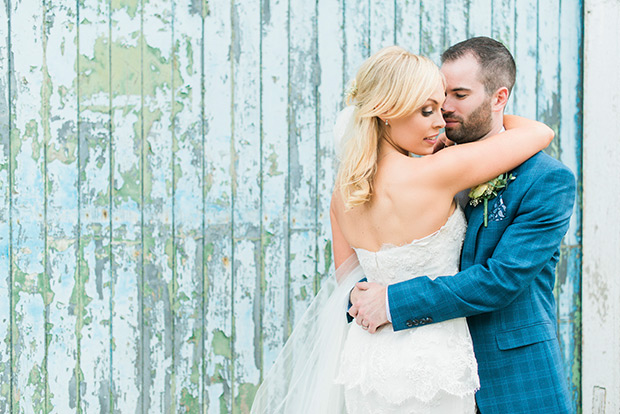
462, 201, 485, 268
461, 169, 520, 269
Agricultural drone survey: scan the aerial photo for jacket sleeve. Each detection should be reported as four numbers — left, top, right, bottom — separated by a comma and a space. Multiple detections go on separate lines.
388, 166, 576, 332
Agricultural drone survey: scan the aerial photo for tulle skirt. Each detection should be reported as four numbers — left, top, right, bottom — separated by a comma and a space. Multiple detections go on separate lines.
250, 256, 361, 414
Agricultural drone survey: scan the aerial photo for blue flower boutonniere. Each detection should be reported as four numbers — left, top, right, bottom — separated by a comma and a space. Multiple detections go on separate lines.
469, 173, 516, 227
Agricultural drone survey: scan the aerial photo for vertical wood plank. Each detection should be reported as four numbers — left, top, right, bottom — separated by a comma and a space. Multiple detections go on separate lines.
512, 0, 538, 120
490, 0, 515, 113
419, 0, 444, 63
260, 0, 289, 374
44, 0, 79, 411
467, 0, 492, 38
558, 2, 583, 411
369, 0, 395, 51
110, 0, 142, 410
0, 0, 11, 409
395, 0, 421, 54
204, 0, 233, 411
288, 0, 318, 330
11, 0, 48, 410
142, 0, 174, 411
172, 0, 204, 411
77, 0, 112, 410
316, 0, 343, 287
491, 0, 515, 49
558, 2, 582, 246
583, 2, 620, 412
537, 2, 560, 158
231, 1, 261, 410
444, 0, 468, 48
343, 0, 369, 81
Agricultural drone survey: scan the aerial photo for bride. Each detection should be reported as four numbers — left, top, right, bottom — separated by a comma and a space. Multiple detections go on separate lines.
250, 46, 552, 413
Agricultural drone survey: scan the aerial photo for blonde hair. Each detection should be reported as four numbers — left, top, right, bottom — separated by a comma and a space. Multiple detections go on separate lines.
336, 46, 443, 210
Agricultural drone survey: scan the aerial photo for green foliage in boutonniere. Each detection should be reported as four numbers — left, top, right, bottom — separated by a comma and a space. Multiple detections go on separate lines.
469, 173, 516, 227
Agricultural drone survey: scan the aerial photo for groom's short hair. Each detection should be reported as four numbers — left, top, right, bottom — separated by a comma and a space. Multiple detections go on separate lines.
441, 36, 516, 96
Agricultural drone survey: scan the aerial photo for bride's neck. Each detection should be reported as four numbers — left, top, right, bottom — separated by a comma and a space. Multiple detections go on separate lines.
378, 138, 408, 160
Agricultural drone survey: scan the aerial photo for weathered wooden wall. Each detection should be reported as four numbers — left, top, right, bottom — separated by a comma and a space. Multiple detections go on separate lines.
0, 0, 583, 413
582, 0, 620, 413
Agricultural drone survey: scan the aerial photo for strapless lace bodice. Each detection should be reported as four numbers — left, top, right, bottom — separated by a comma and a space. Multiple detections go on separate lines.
353, 207, 467, 286
336, 206, 478, 414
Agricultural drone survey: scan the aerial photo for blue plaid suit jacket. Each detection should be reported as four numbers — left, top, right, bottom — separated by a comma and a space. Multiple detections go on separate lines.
388, 152, 576, 413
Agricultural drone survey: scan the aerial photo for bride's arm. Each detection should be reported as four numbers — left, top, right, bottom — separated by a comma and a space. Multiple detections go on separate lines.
330, 191, 355, 275
425, 115, 553, 195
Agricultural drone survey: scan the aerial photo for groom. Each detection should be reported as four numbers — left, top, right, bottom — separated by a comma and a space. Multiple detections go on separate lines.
349, 37, 575, 413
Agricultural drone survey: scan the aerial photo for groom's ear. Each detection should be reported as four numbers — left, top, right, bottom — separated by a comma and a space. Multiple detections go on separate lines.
491, 87, 509, 112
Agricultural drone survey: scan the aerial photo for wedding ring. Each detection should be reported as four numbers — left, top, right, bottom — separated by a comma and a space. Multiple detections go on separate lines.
361, 324, 369, 330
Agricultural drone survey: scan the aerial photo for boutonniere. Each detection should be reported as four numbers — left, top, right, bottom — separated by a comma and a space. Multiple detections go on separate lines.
469, 173, 516, 227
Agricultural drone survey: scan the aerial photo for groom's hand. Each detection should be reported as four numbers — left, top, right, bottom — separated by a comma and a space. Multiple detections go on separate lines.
432, 133, 454, 153
348, 282, 388, 334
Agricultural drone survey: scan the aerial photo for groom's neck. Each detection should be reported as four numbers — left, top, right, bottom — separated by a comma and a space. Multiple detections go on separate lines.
477, 117, 505, 141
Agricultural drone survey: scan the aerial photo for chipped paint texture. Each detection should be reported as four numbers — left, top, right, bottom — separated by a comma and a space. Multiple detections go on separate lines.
0, 0, 585, 413
582, 0, 620, 413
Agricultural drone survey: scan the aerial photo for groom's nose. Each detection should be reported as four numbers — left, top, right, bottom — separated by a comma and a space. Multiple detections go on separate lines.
441, 97, 456, 115
441, 107, 454, 119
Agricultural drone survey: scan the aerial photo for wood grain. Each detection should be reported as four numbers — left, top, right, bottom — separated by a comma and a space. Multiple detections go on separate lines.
0, 0, 11, 410
44, 1, 79, 411
204, 0, 233, 411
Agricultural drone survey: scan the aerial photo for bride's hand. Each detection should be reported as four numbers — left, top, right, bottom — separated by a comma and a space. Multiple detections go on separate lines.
349, 282, 389, 334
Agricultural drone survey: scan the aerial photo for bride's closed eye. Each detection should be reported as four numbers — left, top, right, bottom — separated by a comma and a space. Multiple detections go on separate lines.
422, 108, 434, 117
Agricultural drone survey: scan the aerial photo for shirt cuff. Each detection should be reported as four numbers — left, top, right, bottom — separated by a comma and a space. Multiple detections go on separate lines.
386, 285, 392, 323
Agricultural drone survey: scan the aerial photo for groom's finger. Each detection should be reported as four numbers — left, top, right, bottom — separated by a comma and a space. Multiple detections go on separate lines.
367, 315, 381, 333
355, 282, 369, 290
348, 304, 359, 319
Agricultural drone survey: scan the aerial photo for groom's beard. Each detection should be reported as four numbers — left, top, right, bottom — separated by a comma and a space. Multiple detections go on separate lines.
443, 98, 493, 144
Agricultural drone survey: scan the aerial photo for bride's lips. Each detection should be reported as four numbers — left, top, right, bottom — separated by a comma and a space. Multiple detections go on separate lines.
424, 134, 439, 144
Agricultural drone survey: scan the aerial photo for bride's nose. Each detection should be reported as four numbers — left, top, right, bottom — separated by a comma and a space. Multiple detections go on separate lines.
433, 113, 446, 129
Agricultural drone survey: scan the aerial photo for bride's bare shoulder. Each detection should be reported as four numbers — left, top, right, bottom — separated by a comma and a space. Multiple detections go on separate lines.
377, 153, 437, 188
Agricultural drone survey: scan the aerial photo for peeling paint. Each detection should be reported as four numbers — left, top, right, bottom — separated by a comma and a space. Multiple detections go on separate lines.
1, 1, 584, 413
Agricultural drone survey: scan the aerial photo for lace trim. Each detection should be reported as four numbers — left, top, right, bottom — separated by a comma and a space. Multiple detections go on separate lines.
353, 207, 467, 285
336, 319, 480, 406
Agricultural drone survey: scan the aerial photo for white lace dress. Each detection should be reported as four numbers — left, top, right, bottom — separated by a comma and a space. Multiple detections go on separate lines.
250, 207, 478, 414
336, 207, 479, 413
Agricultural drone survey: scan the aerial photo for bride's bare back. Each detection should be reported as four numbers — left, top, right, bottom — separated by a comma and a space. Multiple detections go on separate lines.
333, 152, 457, 253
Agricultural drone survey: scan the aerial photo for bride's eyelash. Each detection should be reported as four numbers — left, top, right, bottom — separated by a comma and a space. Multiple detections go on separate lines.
422, 109, 433, 116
